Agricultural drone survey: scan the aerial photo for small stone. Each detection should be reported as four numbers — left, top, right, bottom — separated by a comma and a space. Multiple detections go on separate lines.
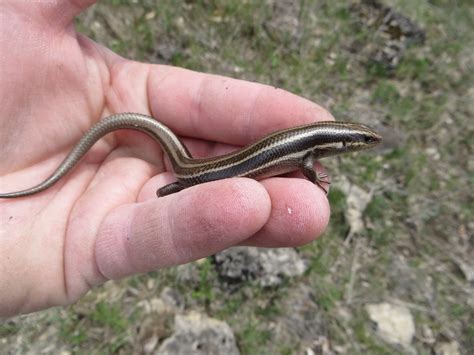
426, 147, 440, 161
366, 302, 415, 347
145, 11, 155, 20
143, 335, 158, 353
421, 324, 435, 345
435, 341, 461, 355
157, 311, 239, 355
214, 247, 308, 287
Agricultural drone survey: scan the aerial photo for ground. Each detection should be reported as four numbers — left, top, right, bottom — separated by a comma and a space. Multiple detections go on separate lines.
1, 1, 473, 354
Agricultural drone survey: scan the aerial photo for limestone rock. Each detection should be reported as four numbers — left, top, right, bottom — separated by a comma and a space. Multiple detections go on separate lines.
157, 311, 239, 355
366, 302, 415, 347
214, 247, 308, 287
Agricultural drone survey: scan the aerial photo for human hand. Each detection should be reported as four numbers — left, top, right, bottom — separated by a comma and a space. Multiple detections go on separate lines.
0, 0, 332, 317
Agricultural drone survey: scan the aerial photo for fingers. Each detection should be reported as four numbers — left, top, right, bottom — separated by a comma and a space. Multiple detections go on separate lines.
94, 176, 330, 281
94, 178, 271, 280
241, 178, 330, 247
147, 66, 334, 145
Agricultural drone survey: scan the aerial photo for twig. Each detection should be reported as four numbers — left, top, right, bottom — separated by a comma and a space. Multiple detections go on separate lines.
345, 238, 362, 305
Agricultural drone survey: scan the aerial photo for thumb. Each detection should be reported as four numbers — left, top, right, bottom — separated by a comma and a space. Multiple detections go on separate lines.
94, 178, 271, 280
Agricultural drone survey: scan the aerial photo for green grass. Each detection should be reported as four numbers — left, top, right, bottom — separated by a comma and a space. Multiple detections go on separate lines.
57, 312, 89, 346
190, 258, 217, 307
91, 301, 128, 332
237, 319, 272, 355
0, 321, 20, 337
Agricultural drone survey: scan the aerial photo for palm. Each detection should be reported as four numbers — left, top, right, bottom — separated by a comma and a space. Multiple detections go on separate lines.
0, 0, 331, 317
1, 4, 156, 310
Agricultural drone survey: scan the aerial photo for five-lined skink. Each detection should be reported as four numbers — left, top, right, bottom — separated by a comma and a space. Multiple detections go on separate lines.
0, 113, 381, 198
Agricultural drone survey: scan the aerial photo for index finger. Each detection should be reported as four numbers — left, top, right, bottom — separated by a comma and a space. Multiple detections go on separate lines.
148, 66, 334, 145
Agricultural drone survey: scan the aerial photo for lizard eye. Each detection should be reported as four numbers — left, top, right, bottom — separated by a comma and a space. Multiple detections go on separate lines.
364, 135, 379, 144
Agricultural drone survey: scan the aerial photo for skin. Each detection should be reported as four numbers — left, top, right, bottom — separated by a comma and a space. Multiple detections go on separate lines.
0, 0, 332, 317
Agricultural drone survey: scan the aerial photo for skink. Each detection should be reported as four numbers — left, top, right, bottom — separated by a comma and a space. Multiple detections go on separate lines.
0, 113, 381, 198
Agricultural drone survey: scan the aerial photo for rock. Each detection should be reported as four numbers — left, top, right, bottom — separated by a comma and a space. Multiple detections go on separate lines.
157, 311, 239, 355
338, 177, 373, 244
214, 247, 308, 287
175, 263, 201, 287
366, 302, 415, 347
350, 0, 425, 70
273, 284, 326, 350
434, 341, 461, 355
